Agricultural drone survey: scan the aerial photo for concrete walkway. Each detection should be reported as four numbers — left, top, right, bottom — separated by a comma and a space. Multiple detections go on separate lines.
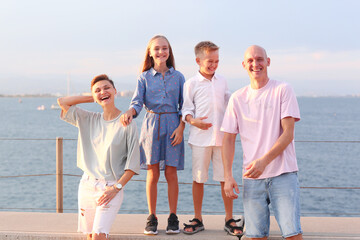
0, 212, 359, 240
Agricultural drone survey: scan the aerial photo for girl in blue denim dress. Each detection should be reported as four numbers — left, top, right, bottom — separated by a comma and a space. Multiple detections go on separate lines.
120, 35, 185, 235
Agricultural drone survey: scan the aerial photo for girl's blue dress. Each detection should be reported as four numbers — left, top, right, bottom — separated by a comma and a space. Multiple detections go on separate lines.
130, 67, 185, 170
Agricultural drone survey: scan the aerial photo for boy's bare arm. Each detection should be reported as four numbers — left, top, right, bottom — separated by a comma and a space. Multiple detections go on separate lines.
185, 114, 212, 130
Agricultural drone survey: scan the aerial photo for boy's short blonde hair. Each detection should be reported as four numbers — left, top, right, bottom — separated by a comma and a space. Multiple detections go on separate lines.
194, 41, 219, 57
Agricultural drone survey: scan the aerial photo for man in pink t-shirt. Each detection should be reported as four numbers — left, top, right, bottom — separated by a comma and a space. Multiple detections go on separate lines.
221, 45, 303, 240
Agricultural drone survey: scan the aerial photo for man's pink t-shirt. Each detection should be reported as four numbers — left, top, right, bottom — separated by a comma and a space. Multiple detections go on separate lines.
221, 79, 301, 179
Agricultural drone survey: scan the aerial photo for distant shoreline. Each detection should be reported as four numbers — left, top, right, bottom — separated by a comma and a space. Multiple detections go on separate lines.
1, 93, 359, 98
0, 91, 134, 98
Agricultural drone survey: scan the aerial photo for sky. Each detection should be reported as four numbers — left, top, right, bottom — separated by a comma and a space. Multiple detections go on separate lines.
0, 0, 359, 96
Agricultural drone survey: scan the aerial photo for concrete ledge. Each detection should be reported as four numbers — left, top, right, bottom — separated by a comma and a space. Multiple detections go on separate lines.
0, 212, 359, 240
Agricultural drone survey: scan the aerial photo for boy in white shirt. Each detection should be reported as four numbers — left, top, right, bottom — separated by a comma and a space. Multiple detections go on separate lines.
182, 41, 243, 236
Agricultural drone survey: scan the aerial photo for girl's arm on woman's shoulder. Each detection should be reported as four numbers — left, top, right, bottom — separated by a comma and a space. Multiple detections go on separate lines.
57, 96, 94, 114
130, 76, 147, 116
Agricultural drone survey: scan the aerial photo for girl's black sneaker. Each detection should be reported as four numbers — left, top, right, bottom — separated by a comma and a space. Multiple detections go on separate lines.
166, 213, 180, 234
144, 214, 158, 235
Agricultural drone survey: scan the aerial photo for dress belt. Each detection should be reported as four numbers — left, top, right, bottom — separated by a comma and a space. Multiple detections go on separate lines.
147, 110, 178, 140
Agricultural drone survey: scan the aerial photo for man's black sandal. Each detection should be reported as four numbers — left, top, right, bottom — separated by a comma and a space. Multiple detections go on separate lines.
183, 218, 205, 234
224, 218, 244, 236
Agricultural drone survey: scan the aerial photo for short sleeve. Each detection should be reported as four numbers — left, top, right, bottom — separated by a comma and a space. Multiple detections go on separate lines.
124, 121, 141, 174
221, 93, 240, 134
280, 84, 301, 122
60, 105, 92, 127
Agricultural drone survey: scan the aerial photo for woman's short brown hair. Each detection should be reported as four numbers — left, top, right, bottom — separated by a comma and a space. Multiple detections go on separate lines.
91, 74, 115, 89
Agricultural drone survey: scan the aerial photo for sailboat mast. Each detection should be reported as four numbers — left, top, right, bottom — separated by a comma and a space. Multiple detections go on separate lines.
67, 73, 70, 96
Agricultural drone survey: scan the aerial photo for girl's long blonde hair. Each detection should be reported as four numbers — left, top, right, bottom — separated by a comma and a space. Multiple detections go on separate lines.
141, 35, 175, 72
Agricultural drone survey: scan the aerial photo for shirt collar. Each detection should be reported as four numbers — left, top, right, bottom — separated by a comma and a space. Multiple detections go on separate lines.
197, 71, 218, 82
150, 67, 174, 76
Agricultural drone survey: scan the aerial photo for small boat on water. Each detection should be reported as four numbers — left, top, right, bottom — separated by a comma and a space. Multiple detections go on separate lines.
37, 105, 45, 111
50, 104, 61, 110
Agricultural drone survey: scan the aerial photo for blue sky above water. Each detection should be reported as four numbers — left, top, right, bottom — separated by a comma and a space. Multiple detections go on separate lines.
0, 0, 359, 96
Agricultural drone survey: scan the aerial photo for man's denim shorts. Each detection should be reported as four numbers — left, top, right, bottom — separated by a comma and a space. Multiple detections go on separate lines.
243, 172, 302, 238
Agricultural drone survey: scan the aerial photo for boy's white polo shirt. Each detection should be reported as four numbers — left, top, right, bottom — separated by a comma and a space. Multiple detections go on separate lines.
182, 72, 231, 147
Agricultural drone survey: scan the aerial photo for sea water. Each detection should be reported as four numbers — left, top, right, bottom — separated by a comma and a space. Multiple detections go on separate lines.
0, 97, 359, 217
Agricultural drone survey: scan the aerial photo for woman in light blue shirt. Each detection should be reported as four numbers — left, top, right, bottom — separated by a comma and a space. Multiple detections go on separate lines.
58, 74, 140, 240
